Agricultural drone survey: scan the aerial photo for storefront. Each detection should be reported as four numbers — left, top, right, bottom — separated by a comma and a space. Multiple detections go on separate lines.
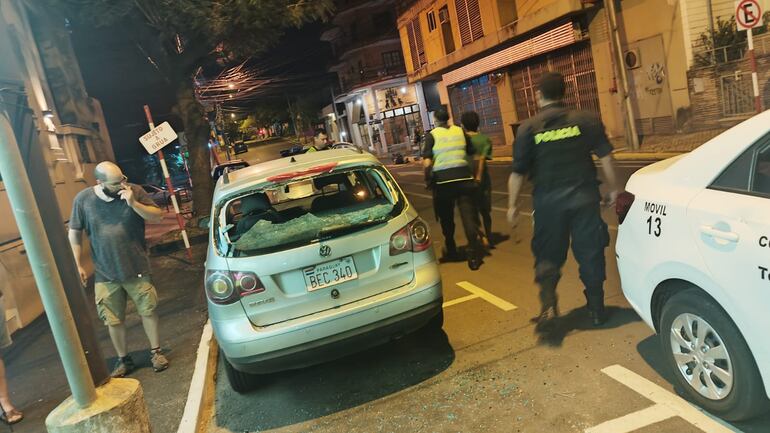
509, 42, 601, 122
375, 85, 424, 150
448, 74, 506, 146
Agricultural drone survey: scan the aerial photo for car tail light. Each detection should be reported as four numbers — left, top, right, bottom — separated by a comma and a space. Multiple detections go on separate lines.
205, 270, 264, 304
390, 218, 432, 255
615, 192, 635, 225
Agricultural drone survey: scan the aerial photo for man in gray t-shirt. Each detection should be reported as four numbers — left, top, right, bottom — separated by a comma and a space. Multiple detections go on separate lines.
68, 161, 169, 377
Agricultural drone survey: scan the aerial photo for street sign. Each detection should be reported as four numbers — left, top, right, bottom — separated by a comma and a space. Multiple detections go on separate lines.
139, 121, 177, 154
736, 0, 763, 30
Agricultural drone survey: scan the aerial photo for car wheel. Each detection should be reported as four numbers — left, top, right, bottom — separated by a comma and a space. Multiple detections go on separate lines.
659, 288, 769, 421
222, 351, 259, 394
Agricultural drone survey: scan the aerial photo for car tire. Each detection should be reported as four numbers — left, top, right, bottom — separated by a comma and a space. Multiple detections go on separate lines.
222, 351, 259, 394
659, 288, 769, 421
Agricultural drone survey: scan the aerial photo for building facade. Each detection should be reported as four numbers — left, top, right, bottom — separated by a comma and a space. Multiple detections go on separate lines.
323, 0, 434, 156
396, 0, 696, 148
0, 0, 112, 333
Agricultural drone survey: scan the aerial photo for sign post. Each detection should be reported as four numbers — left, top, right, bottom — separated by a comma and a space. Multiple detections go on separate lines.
736, 0, 764, 113
140, 106, 193, 260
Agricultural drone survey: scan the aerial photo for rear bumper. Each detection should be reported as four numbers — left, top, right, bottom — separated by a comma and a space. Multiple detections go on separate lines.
228, 297, 441, 374
213, 261, 442, 374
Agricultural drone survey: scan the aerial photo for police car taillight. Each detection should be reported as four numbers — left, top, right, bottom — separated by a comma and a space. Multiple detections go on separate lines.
615, 192, 635, 224
390, 218, 432, 255
205, 270, 264, 304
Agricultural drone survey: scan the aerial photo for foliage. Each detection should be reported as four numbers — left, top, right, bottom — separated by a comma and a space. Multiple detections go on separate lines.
45, 0, 334, 215
694, 13, 770, 67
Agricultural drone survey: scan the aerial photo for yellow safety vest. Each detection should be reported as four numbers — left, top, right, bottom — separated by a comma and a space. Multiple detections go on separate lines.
431, 125, 469, 173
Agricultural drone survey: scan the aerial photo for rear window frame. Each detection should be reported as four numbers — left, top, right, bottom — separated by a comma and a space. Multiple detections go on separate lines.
211, 163, 407, 257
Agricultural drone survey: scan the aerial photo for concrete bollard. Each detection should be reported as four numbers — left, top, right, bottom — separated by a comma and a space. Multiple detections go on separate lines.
46, 378, 151, 433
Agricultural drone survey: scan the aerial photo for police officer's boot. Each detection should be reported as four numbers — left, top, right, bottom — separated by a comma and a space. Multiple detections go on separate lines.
441, 240, 461, 262
584, 288, 608, 327
531, 280, 559, 333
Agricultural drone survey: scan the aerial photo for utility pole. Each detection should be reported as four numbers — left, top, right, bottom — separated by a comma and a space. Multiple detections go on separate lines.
606, 0, 640, 150
0, 114, 97, 407
285, 94, 301, 143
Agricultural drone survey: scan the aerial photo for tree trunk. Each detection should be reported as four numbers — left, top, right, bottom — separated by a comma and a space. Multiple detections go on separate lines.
175, 83, 214, 216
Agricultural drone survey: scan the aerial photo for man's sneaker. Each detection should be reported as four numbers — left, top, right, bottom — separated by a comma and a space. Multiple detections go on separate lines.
150, 349, 169, 372
110, 356, 135, 378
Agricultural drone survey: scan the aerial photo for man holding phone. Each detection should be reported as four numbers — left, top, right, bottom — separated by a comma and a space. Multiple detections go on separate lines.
68, 161, 168, 377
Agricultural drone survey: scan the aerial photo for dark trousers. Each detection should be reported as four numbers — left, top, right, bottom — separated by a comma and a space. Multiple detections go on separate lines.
531, 200, 609, 311
477, 178, 492, 238
434, 180, 481, 258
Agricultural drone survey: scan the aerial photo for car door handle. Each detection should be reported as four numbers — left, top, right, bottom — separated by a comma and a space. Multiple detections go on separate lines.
700, 225, 739, 242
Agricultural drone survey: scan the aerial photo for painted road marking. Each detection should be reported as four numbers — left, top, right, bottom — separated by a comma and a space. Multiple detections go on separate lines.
442, 282, 517, 311
457, 281, 518, 311
442, 294, 478, 308
585, 365, 743, 433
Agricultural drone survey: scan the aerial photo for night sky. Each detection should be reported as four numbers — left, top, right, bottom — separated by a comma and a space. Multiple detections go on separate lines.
69, 11, 333, 181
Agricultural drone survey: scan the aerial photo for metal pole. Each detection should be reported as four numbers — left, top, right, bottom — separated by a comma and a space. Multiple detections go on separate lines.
20, 125, 109, 387
0, 115, 97, 407
143, 105, 193, 260
748, 27, 762, 113
606, 0, 640, 149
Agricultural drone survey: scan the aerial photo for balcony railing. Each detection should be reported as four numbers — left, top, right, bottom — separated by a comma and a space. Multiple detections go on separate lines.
693, 33, 770, 67
339, 64, 406, 92
331, 28, 400, 58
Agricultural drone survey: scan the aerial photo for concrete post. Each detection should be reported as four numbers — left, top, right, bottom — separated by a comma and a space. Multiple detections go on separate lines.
46, 379, 151, 433
0, 114, 96, 407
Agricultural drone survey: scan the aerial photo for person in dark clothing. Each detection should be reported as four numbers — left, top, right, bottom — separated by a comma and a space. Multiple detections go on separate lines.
422, 107, 483, 270
460, 111, 494, 248
507, 72, 620, 330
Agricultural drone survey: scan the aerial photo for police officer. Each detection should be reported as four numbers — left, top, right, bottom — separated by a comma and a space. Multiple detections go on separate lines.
507, 72, 620, 329
423, 107, 483, 270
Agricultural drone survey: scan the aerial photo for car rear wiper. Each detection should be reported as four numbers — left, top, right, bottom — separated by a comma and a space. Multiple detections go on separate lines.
318, 219, 386, 240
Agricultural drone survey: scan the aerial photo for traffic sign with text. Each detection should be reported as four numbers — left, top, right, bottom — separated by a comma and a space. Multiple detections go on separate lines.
139, 121, 177, 154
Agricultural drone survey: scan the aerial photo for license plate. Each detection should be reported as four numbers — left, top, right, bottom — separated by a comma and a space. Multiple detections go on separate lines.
303, 256, 358, 291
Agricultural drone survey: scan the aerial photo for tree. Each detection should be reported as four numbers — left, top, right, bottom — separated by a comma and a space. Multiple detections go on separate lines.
45, 0, 333, 215
694, 13, 770, 66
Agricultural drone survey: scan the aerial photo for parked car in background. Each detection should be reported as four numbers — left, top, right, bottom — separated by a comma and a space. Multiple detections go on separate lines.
212, 159, 249, 182
279, 143, 305, 158
206, 148, 443, 393
141, 184, 170, 209
615, 112, 770, 421
234, 140, 249, 155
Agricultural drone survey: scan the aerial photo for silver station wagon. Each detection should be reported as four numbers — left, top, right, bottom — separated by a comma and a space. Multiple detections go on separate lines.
206, 148, 443, 392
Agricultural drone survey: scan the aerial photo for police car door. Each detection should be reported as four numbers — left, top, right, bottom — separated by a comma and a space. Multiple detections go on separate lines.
686, 138, 770, 359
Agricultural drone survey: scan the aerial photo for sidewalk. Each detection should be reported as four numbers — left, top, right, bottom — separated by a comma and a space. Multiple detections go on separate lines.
4, 234, 209, 432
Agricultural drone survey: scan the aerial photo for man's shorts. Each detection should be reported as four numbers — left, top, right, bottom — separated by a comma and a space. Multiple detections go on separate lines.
0, 296, 12, 350
95, 276, 158, 326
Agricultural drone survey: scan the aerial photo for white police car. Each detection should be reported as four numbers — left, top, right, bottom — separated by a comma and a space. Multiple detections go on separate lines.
615, 112, 770, 420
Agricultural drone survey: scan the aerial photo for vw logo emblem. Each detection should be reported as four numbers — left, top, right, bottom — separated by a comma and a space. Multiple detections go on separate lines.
319, 244, 332, 257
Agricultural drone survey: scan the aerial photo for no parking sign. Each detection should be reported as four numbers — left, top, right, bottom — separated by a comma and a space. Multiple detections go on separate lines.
736, 0, 763, 31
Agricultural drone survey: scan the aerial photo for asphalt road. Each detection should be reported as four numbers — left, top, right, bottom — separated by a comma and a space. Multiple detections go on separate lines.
209, 141, 770, 432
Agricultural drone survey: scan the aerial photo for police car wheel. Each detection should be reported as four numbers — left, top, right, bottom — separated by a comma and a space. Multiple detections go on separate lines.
659, 288, 769, 421
222, 351, 260, 394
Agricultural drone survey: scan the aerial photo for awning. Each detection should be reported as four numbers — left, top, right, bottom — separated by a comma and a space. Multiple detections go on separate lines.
442, 22, 578, 86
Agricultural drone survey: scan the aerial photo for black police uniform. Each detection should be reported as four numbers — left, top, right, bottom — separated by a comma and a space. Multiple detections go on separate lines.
422, 127, 482, 266
512, 102, 612, 314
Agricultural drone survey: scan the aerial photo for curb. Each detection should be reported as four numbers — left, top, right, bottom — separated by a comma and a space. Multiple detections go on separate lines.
176, 320, 219, 433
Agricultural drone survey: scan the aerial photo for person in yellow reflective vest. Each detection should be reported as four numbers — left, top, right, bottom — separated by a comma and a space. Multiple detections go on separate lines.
421, 107, 483, 270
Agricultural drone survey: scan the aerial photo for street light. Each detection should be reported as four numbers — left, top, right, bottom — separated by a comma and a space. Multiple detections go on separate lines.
228, 83, 235, 89
230, 113, 235, 119
400, 87, 407, 94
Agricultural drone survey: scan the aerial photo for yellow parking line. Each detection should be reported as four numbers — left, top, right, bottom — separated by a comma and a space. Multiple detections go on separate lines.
595, 365, 743, 433
456, 281, 517, 311
442, 294, 478, 308
585, 404, 676, 433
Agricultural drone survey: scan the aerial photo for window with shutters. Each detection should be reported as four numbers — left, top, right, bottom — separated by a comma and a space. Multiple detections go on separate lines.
438, 6, 455, 55
406, 17, 426, 71
454, 0, 483, 46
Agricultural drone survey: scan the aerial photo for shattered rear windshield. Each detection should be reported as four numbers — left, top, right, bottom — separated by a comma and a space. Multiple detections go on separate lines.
217, 166, 404, 256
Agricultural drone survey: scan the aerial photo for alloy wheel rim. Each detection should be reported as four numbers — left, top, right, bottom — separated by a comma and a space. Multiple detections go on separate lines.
670, 312, 734, 400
